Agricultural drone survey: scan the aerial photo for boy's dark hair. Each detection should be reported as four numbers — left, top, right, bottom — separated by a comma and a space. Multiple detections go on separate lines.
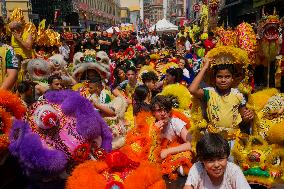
151, 95, 172, 113
166, 67, 183, 83
89, 76, 102, 85
126, 66, 137, 73
196, 133, 230, 161
135, 56, 146, 67
208, 31, 214, 37
17, 81, 32, 94
48, 75, 62, 85
213, 64, 235, 77
133, 85, 151, 115
141, 71, 158, 83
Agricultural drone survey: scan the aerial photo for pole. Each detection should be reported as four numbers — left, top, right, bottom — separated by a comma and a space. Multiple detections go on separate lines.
267, 43, 270, 88
1, 0, 7, 21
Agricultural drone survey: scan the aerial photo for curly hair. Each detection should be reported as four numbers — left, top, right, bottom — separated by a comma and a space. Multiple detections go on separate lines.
166, 68, 183, 83
141, 71, 158, 83
151, 95, 172, 113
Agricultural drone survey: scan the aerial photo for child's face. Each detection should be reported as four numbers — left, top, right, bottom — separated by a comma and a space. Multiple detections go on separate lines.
215, 69, 233, 91
145, 80, 156, 91
126, 70, 137, 83
117, 69, 126, 80
178, 59, 186, 69
88, 83, 102, 95
166, 73, 175, 85
202, 157, 228, 181
152, 104, 171, 123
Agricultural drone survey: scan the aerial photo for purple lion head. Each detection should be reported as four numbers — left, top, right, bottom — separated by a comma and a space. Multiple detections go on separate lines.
9, 90, 112, 179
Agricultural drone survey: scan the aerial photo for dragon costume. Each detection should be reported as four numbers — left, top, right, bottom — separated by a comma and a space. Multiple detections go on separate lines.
232, 88, 284, 187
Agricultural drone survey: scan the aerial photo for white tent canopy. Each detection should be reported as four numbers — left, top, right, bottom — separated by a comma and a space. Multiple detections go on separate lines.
106, 26, 120, 34
149, 18, 178, 32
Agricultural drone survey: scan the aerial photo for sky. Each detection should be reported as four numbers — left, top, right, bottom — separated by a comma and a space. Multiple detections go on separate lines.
120, 0, 140, 11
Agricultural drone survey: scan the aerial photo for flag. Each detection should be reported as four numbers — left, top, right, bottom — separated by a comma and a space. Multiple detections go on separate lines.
38, 19, 46, 30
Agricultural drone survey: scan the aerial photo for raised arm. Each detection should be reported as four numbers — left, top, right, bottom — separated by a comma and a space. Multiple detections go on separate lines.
1, 69, 17, 90
13, 32, 33, 50
188, 57, 210, 98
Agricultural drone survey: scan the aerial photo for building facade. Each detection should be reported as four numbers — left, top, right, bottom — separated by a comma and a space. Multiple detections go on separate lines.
72, 0, 120, 29
166, 0, 186, 25
130, 10, 140, 25
143, 0, 151, 24
120, 7, 130, 23
220, 0, 284, 27
143, 0, 163, 25
30, 0, 120, 30
0, 0, 30, 22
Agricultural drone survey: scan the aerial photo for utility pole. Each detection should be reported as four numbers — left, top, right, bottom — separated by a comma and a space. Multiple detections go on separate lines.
1, 0, 7, 20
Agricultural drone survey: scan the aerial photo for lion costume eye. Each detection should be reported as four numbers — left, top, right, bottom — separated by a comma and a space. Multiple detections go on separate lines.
272, 156, 281, 166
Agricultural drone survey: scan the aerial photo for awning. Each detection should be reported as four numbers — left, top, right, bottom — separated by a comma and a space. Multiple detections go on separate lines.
253, 0, 276, 8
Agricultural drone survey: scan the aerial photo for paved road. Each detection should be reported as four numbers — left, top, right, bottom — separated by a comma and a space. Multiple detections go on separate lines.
2, 156, 281, 189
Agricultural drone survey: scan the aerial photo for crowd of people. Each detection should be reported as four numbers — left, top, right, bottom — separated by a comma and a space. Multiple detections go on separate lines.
0, 7, 284, 189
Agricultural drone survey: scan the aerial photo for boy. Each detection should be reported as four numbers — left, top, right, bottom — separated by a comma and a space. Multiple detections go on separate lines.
184, 133, 251, 189
151, 95, 192, 178
188, 58, 254, 139
112, 66, 141, 104
141, 71, 159, 97
87, 78, 112, 105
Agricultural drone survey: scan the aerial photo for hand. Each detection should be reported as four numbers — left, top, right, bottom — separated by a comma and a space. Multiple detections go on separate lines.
154, 120, 168, 131
126, 98, 132, 104
12, 31, 22, 41
242, 108, 254, 122
160, 149, 170, 159
202, 57, 212, 70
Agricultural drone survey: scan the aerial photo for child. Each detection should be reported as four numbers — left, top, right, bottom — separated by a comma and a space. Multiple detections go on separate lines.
141, 70, 159, 96
141, 71, 158, 92
88, 77, 128, 149
165, 67, 184, 85
188, 58, 254, 139
87, 78, 112, 105
133, 85, 151, 116
16, 81, 35, 106
184, 133, 251, 189
112, 66, 141, 104
151, 95, 193, 179
177, 56, 195, 85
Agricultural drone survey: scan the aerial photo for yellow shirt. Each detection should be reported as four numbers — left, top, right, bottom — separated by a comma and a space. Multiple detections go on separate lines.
204, 87, 246, 135
11, 30, 33, 59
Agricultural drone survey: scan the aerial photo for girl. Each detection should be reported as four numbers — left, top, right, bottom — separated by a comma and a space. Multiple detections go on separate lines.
188, 58, 254, 139
133, 85, 151, 116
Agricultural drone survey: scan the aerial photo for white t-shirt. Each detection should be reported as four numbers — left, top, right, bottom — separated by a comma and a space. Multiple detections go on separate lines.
185, 162, 251, 189
59, 44, 70, 60
161, 117, 186, 141
185, 40, 192, 51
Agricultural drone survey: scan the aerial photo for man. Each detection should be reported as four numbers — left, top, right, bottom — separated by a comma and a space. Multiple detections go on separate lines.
48, 75, 63, 90
9, 19, 34, 60
0, 17, 18, 90
98, 31, 112, 53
